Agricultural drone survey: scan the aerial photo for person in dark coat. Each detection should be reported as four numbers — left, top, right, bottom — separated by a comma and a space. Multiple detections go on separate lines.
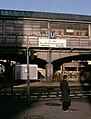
60, 75, 71, 111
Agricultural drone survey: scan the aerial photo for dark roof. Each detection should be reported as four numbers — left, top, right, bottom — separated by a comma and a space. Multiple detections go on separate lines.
0, 9, 91, 22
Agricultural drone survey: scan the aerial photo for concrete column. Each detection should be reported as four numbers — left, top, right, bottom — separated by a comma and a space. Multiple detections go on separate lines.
89, 24, 91, 38
45, 21, 53, 81
88, 24, 91, 47
45, 49, 53, 81
48, 21, 51, 39
45, 62, 53, 81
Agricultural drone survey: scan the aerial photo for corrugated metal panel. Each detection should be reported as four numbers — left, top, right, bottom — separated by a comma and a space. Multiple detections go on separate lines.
0, 9, 91, 22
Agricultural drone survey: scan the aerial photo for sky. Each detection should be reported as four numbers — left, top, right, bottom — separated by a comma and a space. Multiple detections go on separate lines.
0, 0, 91, 15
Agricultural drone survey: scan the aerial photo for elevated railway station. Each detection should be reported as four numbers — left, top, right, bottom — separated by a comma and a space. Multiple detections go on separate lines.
0, 9, 91, 119
0, 9, 91, 84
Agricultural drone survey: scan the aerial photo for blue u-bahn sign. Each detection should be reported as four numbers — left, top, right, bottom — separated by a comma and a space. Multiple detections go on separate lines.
50, 32, 55, 38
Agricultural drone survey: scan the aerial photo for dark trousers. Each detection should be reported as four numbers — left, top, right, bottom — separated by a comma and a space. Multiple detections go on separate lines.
62, 102, 70, 111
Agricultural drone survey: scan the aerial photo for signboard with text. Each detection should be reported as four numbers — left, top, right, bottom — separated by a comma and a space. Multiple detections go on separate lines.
39, 38, 66, 48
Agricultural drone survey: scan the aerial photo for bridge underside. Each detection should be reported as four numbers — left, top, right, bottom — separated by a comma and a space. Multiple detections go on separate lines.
0, 49, 91, 69
0, 49, 91, 86
0, 50, 47, 69
52, 54, 91, 70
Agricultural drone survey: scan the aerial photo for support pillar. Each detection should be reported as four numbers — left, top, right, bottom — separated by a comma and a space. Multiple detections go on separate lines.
45, 21, 53, 81
45, 49, 53, 81
89, 24, 91, 38
88, 24, 91, 48
45, 62, 53, 81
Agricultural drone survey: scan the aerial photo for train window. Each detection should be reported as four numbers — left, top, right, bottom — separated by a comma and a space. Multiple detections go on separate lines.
65, 67, 77, 71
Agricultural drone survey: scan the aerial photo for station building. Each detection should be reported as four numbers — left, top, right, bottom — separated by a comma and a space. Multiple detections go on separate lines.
0, 9, 91, 81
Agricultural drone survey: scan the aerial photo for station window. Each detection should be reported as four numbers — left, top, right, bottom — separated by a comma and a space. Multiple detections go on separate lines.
74, 23, 88, 36
5, 20, 15, 33
40, 21, 48, 35
0, 20, 3, 33
50, 22, 88, 37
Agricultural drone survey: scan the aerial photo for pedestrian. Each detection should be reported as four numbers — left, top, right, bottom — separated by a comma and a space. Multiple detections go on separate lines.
60, 75, 71, 111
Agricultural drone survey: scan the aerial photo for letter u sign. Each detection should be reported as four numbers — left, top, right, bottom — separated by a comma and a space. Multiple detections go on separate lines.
50, 32, 55, 38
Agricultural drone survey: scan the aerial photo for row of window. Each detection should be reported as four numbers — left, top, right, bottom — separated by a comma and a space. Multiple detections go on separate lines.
65, 67, 86, 71
0, 19, 89, 37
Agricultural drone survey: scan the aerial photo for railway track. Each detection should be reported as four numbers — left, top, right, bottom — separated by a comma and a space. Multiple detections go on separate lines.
0, 85, 91, 100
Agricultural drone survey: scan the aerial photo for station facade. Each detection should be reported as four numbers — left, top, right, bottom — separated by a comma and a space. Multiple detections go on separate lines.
0, 9, 91, 81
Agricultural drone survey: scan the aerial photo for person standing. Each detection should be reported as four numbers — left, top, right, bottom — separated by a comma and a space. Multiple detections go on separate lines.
60, 75, 71, 111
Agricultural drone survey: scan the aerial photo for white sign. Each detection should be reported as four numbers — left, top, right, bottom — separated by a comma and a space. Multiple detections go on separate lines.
39, 38, 66, 48
66, 29, 74, 33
